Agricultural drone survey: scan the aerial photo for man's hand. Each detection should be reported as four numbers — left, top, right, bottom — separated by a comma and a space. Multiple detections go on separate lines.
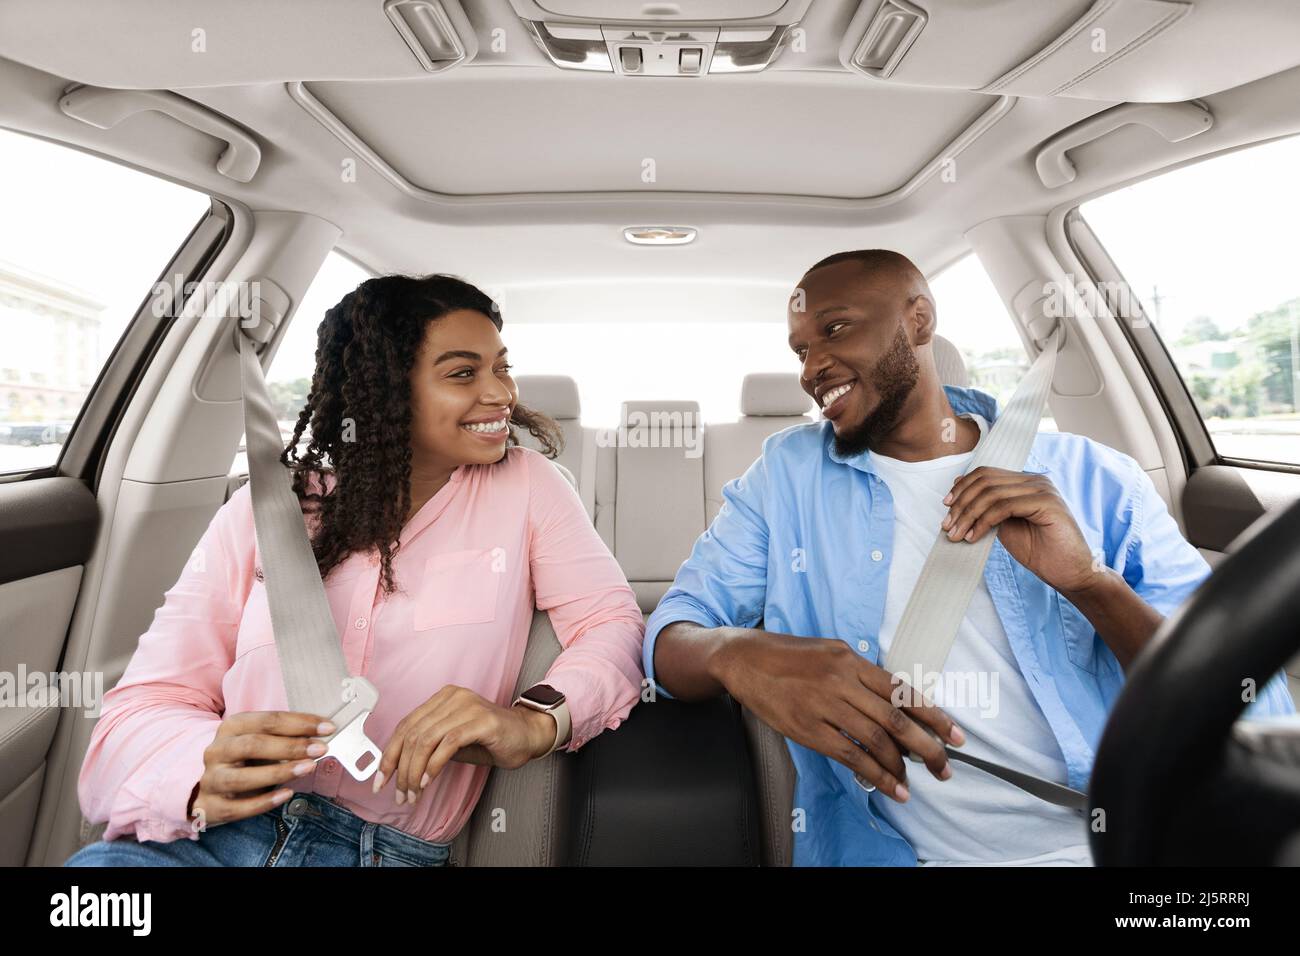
374, 685, 559, 806
942, 466, 1167, 668
711, 630, 966, 802
942, 467, 1098, 594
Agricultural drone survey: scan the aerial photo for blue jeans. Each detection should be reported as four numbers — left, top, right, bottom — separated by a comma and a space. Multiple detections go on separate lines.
64, 792, 452, 867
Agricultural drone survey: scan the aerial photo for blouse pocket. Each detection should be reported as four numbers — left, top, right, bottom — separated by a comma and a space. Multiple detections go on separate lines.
413, 549, 502, 631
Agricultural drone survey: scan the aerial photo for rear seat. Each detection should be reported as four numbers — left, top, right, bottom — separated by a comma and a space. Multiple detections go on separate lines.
514, 375, 611, 540
614, 400, 706, 613
706, 336, 966, 520
516, 335, 969, 606
705, 373, 815, 523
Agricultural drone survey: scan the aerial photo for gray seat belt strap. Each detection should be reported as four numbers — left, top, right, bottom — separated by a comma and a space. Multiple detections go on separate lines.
943, 745, 1087, 812
882, 325, 1087, 813
236, 316, 382, 781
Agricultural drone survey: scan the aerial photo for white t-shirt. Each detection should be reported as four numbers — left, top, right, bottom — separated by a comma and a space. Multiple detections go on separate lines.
867, 414, 1093, 866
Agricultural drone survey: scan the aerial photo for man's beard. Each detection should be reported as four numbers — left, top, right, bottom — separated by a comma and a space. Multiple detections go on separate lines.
831, 324, 920, 459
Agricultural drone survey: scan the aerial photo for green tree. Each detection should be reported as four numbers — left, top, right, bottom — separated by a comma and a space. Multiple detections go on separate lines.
269, 377, 312, 420
1177, 315, 1227, 346
1219, 360, 1266, 418
1189, 372, 1215, 404
1246, 297, 1300, 408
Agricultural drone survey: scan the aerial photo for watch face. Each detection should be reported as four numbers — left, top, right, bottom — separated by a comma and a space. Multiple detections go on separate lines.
523, 684, 565, 707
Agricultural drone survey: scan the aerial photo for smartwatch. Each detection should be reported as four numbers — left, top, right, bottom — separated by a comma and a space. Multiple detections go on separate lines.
513, 683, 571, 756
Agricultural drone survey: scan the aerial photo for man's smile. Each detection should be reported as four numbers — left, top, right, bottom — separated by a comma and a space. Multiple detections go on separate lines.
819, 380, 858, 422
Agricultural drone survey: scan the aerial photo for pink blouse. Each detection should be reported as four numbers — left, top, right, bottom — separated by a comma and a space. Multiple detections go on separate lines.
78, 446, 646, 844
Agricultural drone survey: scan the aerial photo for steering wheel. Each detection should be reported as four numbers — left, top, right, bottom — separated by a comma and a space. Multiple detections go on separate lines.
1089, 497, 1300, 865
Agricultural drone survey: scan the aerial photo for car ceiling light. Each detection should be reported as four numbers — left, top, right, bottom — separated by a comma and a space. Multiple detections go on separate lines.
624, 226, 698, 245
521, 11, 802, 76
709, 25, 793, 73
524, 21, 615, 71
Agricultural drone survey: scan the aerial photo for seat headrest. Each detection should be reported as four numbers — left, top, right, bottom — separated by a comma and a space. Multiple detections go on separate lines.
516, 375, 581, 420
933, 334, 968, 387
740, 373, 814, 417
617, 400, 703, 461
620, 400, 702, 430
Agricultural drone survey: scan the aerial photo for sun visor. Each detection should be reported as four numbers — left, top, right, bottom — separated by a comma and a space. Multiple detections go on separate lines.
0, 0, 479, 89
839, 0, 1300, 103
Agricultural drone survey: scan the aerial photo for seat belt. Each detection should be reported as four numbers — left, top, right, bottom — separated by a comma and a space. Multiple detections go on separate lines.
881, 322, 1088, 813
235, 304, 382, 782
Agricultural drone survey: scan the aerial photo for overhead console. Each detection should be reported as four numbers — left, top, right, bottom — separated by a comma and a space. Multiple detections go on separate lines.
507, 0, 813, 76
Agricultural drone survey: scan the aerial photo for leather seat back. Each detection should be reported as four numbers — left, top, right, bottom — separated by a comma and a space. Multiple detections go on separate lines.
514, 375, 598, 521
451, 609, 571, 865
614, 400, 706, 613
451, 459, 580, 866
705, 373, 814, 523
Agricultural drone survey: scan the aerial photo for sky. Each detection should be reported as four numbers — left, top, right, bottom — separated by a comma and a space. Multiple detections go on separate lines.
0, 127, 212, 363
1081, 132, 1300, 337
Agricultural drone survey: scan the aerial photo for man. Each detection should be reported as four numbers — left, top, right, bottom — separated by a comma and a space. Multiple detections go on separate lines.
643, 249, 1295, 866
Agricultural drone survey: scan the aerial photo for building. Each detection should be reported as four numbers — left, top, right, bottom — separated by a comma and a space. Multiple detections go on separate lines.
0, 260, 104, 423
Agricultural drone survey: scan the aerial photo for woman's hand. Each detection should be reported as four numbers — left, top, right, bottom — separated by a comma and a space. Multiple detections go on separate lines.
374, 685, 558, 805
189, 710, 335, 832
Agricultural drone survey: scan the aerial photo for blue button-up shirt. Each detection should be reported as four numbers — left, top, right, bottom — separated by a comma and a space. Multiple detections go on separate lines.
643, 385, 1296, 866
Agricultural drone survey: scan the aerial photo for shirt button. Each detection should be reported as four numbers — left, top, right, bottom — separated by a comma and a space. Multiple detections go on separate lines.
324, 762, 336, 774
870, 550, 884, 562
354, 617, 367, 629
857, 640, 870, 653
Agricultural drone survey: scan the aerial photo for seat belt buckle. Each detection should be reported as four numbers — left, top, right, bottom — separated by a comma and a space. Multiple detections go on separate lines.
316, 675, 383, 782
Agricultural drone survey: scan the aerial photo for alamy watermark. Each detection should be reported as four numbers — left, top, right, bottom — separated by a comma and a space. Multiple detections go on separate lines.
889, 665, 1000, 719
596, 408, 703, 459
0, 665, 103, 717
1041, 273, 1151, 329
149, 272, 263, 324
50, 886, 150, 935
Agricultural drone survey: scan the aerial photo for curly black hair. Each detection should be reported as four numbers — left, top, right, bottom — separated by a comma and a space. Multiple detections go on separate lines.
280, 273, 563, 596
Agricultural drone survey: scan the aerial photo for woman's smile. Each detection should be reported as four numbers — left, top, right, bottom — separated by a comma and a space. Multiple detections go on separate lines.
459, 407, 512, 442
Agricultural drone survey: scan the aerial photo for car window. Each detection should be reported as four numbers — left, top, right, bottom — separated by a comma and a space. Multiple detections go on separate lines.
930, 253, 1056, 431
0, 128, 211, 474
503, 267, 1049, 428
504, 317, 794, 426
233, 251, 371, 462
240, 257, 1039, 433
1080, 134, 1300, 466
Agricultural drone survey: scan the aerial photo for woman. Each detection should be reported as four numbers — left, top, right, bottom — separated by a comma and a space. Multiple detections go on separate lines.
66, 274, 646, 866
